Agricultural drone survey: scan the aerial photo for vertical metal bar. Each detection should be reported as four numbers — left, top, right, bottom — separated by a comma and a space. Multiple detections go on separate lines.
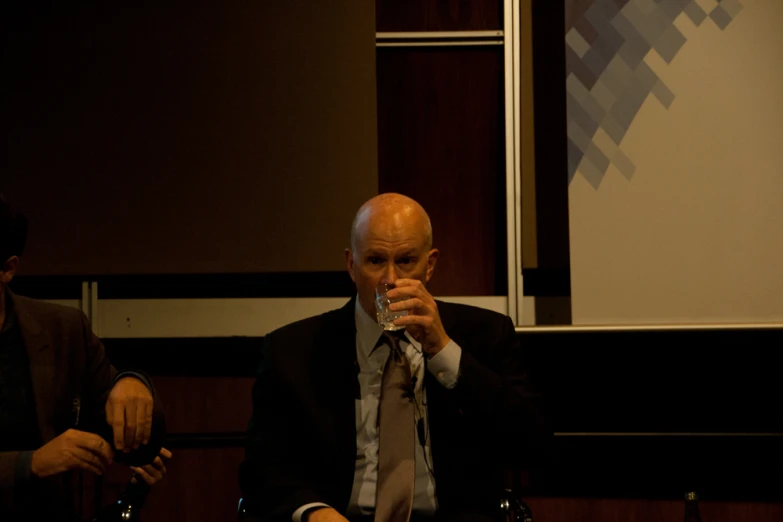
513, 0, 526, 326
518, 0, 537, 325
503, 0, 520, 322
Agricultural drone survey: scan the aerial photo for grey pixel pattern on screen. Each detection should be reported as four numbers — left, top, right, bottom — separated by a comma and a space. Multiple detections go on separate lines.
566, 0, 743, 189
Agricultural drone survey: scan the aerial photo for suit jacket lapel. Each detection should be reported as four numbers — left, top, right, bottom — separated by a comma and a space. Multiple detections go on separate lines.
333, 298, 359, 449
316, 298, 360, 502
11, 292, 58, 443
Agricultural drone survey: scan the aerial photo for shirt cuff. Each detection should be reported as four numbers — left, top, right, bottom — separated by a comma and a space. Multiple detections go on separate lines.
15, 450, 35, 486
114, 371, 152, 392
427, 339, 462, 389
13, 451, 38, 507
293, 502, 331, 522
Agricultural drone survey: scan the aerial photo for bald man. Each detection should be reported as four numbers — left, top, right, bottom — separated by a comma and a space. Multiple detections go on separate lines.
240, 194, 550, 522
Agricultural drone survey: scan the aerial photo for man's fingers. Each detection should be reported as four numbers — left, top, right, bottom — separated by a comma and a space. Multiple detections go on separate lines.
110, 401, 126, 450
142, 400, 154, 445
131, 466, 159, 485
105, 402, 113, 425
73, 432, 114, 466
134, 400, 147, 449
389, 283, 423, 298
124, 400, 137, 452
150, 457, 167, 475
159, 447, 173, 460
143, 463, 164, 481
71, 448, 107, 475
390, 297, 426, 312
392, 314, 434, 328
74, 458, 104, 476
391, 278, 423, 288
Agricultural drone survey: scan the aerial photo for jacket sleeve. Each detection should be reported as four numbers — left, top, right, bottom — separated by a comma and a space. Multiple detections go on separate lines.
79, 311, 166, 465
445, 314, 552, 468
0, 450, 27, 512
239, 335, 328, 522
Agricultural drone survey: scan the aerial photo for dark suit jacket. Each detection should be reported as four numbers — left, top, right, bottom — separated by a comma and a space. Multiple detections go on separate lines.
0, 291, 164, 520
240, 297, 551, 521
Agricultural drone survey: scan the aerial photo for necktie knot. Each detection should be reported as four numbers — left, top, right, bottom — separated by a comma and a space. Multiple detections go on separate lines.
382, 330, 407, 362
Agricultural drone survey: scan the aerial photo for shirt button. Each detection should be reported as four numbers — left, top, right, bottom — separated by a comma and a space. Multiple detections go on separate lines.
437, 371, 445, 380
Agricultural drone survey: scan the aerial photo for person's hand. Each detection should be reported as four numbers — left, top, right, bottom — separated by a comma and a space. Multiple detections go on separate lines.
306, 507, 349, 522
388, 278, 451, 356
130, 447, 172, 486
31, 429, 114, 478
106, 377, 154, 452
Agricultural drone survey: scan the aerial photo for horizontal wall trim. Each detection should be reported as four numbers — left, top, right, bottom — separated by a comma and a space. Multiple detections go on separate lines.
554, 432, 783, 437
376, 41, 503, 48
516, 322, 783, 333
376, 31, 504, 39
12, 272, 358, 299
98, 296, 508, 338
161, 431, 783, 440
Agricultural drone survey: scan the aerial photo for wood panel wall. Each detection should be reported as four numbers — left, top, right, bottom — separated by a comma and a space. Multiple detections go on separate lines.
376, 0, 501, 31
377, 47, 507, 296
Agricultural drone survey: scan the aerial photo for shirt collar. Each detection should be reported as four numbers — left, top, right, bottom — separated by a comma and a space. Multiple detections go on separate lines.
354, 294, 421, 356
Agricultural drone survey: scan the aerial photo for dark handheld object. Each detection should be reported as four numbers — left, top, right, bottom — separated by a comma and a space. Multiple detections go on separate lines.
683, 491, 702, 522
89, 410, 166, 467
91, 473, 151, 522
499, 488, 534, 522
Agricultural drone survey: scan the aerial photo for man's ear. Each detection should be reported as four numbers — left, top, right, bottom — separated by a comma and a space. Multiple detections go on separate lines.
0, 256, 19, 284
425, 249, 438, 283
345, 249, 356, 283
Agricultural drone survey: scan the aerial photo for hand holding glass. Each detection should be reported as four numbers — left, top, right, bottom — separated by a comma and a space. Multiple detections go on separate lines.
375, 283, 407, 331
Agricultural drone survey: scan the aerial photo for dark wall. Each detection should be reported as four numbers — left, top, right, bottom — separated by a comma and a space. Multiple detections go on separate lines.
376, 0, 502, 31
377, 46, 507, 296
1, 2, 377, 275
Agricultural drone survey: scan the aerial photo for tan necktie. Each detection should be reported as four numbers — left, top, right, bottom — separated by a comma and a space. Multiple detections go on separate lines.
375, 331, 415, 522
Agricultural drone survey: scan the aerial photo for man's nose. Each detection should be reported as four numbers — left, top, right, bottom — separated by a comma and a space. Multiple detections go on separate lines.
380, 264, 398, 285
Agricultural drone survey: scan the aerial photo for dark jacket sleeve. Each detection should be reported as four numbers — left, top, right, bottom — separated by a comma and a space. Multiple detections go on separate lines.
445, 312, 552, 469
239, 334, 327, 522
78, 311, 166, 466
7, 310, 166, 506
0, 450, 28, 512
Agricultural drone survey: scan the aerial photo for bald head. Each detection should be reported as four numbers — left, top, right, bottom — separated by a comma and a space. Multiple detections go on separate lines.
350, 193, 432, 254
346, 193, 438, 318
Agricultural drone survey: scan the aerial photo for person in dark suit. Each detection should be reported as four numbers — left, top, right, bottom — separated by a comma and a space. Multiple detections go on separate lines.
0, 194, 171, 521
240, 193, 551, 522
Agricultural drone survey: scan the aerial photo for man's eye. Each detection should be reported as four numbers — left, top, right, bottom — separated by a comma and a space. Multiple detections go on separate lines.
398, 257, 412, 265
369, 257, 383, 265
